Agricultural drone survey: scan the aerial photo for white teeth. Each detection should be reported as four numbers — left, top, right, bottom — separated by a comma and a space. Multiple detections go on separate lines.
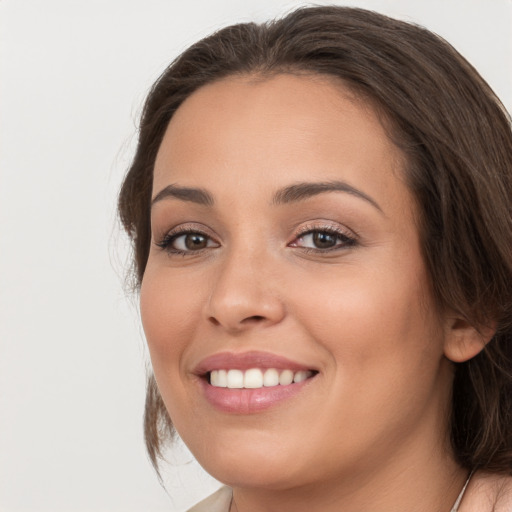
227, 369, 244, 388
218, 369, 228, 387
210, 368, 314, 388
293, 370, 310, 383
244, 368, 263, 388
210, 370, 220, 387
210, 370, 228, 387
263, 368, 279, 387
279, 369, 294, 386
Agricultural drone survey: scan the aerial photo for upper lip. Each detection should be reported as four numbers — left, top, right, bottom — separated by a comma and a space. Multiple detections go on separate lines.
193, 350, 316, 376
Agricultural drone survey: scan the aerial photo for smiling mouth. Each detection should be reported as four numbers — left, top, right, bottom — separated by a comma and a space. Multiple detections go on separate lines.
207, 368, 317, 389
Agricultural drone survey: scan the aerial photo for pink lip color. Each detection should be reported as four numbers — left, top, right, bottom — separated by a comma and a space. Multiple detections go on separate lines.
194, 351, 317, 414
194, 350, 314, 374
200, 378, 314, 414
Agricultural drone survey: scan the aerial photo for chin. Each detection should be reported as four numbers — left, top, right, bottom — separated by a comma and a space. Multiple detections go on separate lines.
184, 429, 313, 490
203, 458, 308, 491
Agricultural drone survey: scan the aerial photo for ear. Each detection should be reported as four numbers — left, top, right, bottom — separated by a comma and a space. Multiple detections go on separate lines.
443, 315, 496, 363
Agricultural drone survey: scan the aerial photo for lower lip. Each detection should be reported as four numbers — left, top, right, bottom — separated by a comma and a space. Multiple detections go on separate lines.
200, 377, 315, 414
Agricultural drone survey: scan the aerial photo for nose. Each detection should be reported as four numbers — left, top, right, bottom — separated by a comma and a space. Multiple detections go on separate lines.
205, 248, 286, 333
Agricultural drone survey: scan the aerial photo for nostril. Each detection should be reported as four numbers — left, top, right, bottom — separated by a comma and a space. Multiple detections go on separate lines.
243, 315, 266, 323
209, 315, 265, 327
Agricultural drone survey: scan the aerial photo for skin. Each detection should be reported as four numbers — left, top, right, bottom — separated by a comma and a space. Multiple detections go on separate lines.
140, 73, 496, 511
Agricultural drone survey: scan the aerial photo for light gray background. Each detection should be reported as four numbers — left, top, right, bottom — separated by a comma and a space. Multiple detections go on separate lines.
1, 1, 511, 511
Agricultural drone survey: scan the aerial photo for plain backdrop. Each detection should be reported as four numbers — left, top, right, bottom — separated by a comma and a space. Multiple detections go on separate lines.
1, 1, 511, 511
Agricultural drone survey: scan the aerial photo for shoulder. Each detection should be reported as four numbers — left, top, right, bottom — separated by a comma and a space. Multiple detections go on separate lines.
463, 471, 512, 512
187, 486, 232, 512
493, 473, 512, 512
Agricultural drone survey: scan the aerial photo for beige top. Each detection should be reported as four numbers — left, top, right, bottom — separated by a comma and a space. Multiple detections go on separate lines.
187, 486, 232, 512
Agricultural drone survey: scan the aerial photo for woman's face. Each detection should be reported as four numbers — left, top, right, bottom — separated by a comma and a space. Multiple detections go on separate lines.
141, 74, 455, 489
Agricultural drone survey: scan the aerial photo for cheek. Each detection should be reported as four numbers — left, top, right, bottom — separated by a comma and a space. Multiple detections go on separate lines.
140, 267, 201, 372
139, 266, 212, 431
292, 257, 444, 375
287, 264, 447, 446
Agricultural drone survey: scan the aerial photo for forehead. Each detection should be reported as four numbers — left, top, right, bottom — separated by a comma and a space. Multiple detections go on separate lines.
153, 73, 407, 211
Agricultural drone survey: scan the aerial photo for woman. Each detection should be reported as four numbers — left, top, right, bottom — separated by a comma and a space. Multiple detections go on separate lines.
118, 6, 512, 511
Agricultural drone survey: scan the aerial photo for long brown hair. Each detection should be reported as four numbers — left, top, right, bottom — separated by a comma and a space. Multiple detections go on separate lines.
118, 6, 512, 474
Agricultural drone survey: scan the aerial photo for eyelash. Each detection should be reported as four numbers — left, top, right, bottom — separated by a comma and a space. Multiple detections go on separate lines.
155, 226, 216, 256
155, 224, 357, 256
291, 224, 357, 253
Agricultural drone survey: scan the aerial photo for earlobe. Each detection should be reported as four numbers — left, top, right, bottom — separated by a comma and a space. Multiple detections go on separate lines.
443, 316, 496, 363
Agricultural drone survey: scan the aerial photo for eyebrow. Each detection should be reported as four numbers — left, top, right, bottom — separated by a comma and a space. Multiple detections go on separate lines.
151, 184, 214, 207
151, 180, 382, 213
272, 180, 383, 213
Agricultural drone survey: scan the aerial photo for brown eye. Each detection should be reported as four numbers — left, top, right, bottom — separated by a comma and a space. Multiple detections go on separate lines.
312, 231, 337, 249
183, 233, 209, 250
156, 230, 219, 254
291, 228, 356, 252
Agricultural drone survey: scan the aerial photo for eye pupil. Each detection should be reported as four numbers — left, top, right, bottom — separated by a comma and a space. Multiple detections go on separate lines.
185, 234, 208, 250
313, 231, 336, 248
